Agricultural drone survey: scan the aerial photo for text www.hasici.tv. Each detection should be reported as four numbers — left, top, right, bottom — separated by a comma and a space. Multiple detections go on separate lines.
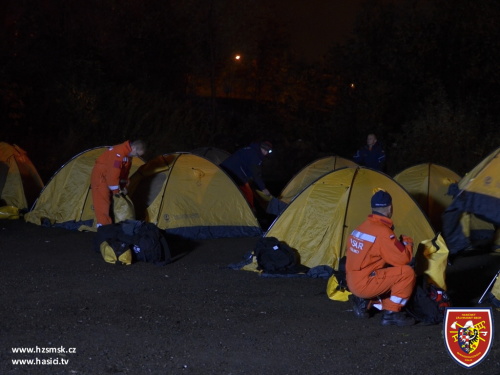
10, 346, 76, 366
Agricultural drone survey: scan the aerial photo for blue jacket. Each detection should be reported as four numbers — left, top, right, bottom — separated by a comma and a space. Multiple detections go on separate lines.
353, 142, 386, 171
221, 142, 267, 190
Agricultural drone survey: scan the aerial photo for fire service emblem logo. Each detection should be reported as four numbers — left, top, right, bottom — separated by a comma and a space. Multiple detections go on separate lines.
444, 308, 494, 368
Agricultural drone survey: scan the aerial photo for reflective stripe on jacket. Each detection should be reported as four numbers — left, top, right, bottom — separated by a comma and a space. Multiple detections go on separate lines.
346, 214, 412, 290
93, 141, 133, 193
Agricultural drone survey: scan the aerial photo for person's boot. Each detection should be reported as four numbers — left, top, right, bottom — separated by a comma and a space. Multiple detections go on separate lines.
349, 294, 370, 318
380, 310, 415, 326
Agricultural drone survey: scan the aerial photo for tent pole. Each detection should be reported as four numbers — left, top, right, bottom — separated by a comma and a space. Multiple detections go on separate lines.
478, 270, 500, 304
339, 167, 359, 270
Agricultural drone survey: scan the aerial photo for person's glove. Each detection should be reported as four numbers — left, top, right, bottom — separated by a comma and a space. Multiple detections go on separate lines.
261, 188, 272, 196
113, 188, 128, 197
400, 235, 414, 247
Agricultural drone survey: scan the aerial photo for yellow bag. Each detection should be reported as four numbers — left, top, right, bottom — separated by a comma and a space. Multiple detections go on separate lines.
415, 233, 449, 290
326, 274, 351, 302
0, 206, 20, 220
113, 194, 135, 223
100, 240, 133, 265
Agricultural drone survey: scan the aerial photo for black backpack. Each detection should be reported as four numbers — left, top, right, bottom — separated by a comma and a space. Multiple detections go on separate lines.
405, 277, 451, 325
123, 220, 171, 265
95, 220, 171, 266
254, 237, 303, 274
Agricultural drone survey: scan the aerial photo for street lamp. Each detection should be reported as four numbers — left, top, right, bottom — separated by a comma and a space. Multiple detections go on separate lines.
226, 54, 242, 97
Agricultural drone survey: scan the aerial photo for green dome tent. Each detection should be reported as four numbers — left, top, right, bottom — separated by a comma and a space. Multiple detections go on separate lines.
128, 153, 262, 240
190, 147, 230, 165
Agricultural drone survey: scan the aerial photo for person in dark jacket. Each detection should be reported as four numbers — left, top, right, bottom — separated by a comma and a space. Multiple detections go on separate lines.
353, 134, 386, 171
221, 141, 272, 208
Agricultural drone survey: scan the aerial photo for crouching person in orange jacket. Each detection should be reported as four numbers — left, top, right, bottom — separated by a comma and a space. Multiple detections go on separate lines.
91, 140, 145, 227
346, 189, 416, 326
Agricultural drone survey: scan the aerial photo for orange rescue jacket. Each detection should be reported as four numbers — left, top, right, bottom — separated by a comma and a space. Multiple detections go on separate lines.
93, 141, 133, 193
346, 214, 413, 287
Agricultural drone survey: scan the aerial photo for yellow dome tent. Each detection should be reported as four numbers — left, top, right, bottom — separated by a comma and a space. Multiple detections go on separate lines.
279, 155, 358, 204
393, 163, 460, 231
128, 153, 262, 239
24, 147, 144, 229
443, 147, 500, 253
0, 142, 44, 214
266, 167, 437, 270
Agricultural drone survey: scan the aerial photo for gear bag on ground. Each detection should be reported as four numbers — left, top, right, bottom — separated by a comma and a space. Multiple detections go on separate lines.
253, 236, 309, 274
95, 220, 171, 265
405, 276, 451, 324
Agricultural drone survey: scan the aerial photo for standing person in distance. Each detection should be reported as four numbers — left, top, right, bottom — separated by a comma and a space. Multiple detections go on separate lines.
353, 133, 386, 171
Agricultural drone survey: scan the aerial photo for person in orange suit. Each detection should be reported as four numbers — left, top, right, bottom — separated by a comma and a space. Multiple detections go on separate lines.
91, 140, 145, 227
346, 189, 416, 326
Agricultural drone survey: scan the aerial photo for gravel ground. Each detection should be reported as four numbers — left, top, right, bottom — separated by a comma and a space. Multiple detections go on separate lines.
1, 219, 499, 375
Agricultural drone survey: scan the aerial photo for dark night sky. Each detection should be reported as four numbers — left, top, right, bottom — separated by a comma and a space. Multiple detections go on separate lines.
278, 0, 363, 61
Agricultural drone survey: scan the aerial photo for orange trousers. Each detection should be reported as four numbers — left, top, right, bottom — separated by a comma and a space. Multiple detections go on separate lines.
349, 265, 415, 312
91, 166, 113, 226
